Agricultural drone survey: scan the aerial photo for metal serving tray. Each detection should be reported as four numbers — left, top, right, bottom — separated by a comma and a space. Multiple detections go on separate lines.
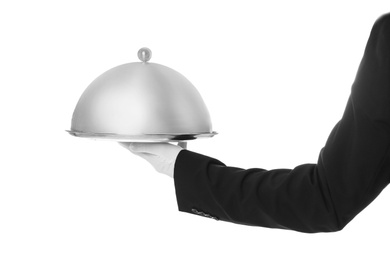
66, 130, 217, 142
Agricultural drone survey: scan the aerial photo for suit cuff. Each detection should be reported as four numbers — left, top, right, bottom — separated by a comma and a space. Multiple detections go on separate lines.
173, 149, 224, 221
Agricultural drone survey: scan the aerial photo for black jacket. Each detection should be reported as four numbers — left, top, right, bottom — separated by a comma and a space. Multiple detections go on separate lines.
173, 13, 390, 233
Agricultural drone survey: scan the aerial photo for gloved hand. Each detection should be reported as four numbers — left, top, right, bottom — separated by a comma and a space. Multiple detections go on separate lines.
119, 142, 184, 178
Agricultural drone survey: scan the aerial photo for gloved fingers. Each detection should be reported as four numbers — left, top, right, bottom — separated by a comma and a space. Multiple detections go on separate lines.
130, 142, 180, 154
119, 142, 164, 153
120, 142, 182, 157
118, 142, 179, 178
132, 151, 174, 177
132, 151, 159, 165
118, 142, 155, 152
118, 142, 131, 150
119, 144, 159, 163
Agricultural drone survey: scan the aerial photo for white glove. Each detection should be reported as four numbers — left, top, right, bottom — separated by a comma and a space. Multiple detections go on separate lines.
119, 142, 184, 178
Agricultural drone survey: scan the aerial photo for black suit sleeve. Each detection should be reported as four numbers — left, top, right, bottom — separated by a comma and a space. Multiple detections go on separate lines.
173, 13, 390, 233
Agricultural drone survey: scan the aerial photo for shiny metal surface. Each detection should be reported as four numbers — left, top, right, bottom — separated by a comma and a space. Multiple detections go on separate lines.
66, 130, 217, 142
68, 48, 216, 141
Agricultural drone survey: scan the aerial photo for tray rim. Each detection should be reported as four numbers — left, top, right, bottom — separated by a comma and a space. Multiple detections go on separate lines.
66, 130, 218, 142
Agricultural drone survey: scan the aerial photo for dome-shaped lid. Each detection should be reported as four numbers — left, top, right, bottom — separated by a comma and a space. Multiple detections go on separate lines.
67, 48, 217, 141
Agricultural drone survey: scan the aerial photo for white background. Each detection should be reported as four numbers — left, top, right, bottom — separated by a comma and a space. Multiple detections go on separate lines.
1, 1, 390, 259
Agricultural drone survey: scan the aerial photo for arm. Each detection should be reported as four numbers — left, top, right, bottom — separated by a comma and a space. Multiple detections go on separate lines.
174, 14, 390, 233
122, 13, 390, 233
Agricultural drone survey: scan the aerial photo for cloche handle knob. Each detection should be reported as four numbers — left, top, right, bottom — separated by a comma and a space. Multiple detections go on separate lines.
137, 47, 152, 62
